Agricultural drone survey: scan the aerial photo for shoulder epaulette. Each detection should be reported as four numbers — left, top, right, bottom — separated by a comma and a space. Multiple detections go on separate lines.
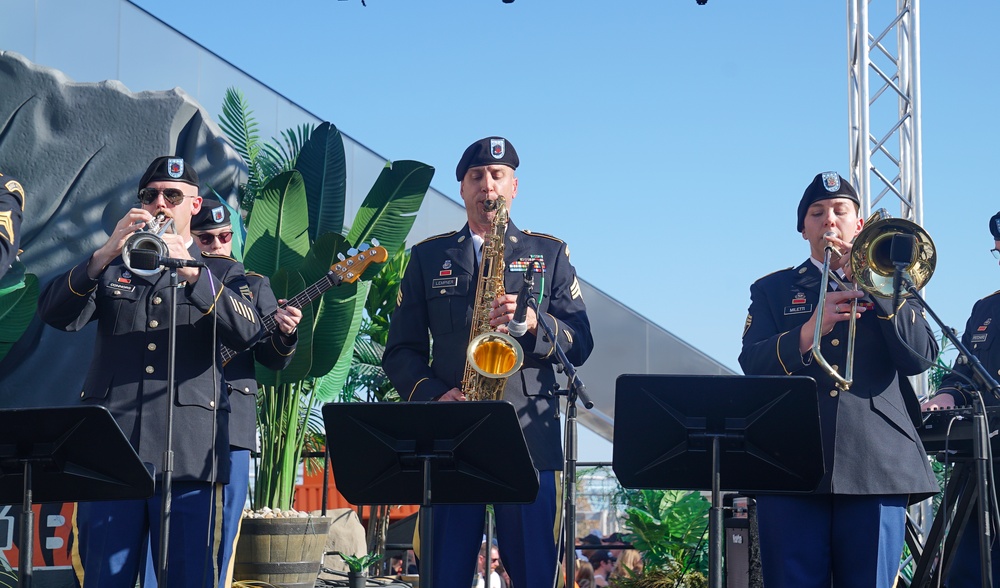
521, 229, 564, 243
757, 266, 795, 281
980, 289, 1000, 302
246, 271, 265, 278
415, 230, 459, 245
200, 251, 238, 262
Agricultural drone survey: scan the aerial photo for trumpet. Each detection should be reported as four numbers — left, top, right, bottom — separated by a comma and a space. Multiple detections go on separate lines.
813, 208, 936, 391
122, 212, 174, 276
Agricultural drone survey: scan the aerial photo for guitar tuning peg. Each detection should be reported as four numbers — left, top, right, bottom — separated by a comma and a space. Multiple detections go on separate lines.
371, 238, 380, 247
337, 253, 346, 261
347, 248, 359, 257
359, 243, 370, 251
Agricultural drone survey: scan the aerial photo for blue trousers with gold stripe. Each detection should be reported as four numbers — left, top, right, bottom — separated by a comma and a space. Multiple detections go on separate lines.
420, 470, 560, 588
756, 493, 906, 588
74, 481, 223, 588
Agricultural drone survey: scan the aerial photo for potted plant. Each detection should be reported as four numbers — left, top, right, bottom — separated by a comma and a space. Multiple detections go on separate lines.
219, 88, 434, 585
338, 552, 383, 588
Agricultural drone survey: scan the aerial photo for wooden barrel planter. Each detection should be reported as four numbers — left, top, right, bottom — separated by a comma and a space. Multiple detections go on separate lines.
233, 516, 333, 588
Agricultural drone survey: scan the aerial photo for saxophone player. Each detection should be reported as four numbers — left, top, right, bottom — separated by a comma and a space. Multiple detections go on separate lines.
384, 137, 594, 588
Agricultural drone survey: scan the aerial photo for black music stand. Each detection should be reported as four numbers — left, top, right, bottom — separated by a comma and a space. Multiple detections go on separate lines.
322, 401, 538, 588
613, 375, 824, 588
0, 406, 155, 588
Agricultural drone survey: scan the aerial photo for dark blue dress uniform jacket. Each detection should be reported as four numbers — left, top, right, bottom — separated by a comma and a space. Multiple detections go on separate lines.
739, 260, 938, 501
383, 221, 594, 472
938, 290, 1000, 407
0, 172, 24, 277
225, 272, 297, 451
38, 244, 263, 483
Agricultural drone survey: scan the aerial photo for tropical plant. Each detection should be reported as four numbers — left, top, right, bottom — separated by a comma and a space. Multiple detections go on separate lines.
342, 247, 410, 403
219, 91, 434, 511
616, 488, 710, 582
337, 551, 383, 574
0, 260, 38, 363
219, 87, 312, 213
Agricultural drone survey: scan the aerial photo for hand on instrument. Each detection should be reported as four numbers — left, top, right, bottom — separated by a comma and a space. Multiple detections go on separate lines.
921, 393, 956, 411
89, 209, 155, 277
438, 387, 466, 402
490, 293, 536, 335
818, 290, 865, 335
160, 232, 201, 283
800, 290, 866, 353
275, 300, 303, 336
825, 232, 855, 281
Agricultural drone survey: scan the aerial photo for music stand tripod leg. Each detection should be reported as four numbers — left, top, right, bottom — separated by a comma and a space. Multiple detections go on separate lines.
19, 461, 33, 588
709, 436, 723, 588
420, 456, 434, 588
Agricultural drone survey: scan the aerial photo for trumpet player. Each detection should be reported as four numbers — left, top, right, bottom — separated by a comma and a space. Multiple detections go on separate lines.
920, 211, 1000, 587
38, 156, 262, 588
739, 172, 938, 588
383, 137, 593, 588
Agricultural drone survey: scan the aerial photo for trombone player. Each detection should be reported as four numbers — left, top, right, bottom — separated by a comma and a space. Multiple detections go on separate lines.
739, 172, 938, 588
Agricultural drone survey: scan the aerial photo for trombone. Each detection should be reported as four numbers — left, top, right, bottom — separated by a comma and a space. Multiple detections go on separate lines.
813, 208, 936, 391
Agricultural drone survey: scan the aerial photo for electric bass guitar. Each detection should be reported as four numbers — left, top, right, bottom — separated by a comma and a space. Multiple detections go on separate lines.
220, 243, 389, 365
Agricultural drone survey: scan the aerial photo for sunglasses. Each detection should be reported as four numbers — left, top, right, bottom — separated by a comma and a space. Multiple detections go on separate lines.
196, 231, 234, 246
138, 187, 189, 205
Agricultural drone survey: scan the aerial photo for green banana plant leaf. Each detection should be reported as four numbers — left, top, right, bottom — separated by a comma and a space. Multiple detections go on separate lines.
312, 279, 369, 400
364, 246, 409, 344
295, 122, 346, 241
346, 160, 434, 278
255, 268, 313, 386
244, 170, 311, 275
0, 270, 38, 361
300, 233, 371, 380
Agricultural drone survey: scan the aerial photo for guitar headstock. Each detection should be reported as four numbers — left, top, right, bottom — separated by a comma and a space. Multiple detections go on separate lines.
332, 244, 389, 284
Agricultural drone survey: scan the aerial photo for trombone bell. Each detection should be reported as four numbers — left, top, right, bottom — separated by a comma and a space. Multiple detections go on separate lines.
812, 208, 937, 391
850, 210, 936, 298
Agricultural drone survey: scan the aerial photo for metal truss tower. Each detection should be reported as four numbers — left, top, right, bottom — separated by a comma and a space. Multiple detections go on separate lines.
848, 0, 923, 224
848, 0, 926, 402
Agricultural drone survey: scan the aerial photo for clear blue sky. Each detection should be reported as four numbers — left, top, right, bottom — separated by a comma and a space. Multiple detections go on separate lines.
131, 0, 999, 457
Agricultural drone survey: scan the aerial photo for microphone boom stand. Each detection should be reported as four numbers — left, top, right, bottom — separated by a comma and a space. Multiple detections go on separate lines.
157, 266, 179, 586
522, 296, 592, 588
902, 278, 999, 586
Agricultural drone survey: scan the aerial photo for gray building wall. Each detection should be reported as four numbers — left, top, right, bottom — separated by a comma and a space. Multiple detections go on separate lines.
4, 0, 733, 442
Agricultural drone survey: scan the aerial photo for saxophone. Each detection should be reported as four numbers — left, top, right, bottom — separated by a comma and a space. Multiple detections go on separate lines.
461, 196, 525, 401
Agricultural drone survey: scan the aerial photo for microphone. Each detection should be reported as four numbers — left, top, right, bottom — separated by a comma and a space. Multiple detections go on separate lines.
889, 233, 917, 312
129, 249, 207, 271
507, 261, 536, 337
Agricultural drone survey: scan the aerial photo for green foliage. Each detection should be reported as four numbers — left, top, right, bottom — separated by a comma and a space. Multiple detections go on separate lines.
219, 87, 314, 212
617, 489, 710, 578
337, 551, 383, 573
220, 92, 434, 511
0, 260, 38, 362
609, 563, 707, 588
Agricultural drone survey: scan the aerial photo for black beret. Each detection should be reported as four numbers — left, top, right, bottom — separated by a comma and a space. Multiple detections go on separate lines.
191, 199, 231, 231
139, 156, 200, 189
796, 172, 861, 232
990, 212, 1000, 240
455, 137, 519, 181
